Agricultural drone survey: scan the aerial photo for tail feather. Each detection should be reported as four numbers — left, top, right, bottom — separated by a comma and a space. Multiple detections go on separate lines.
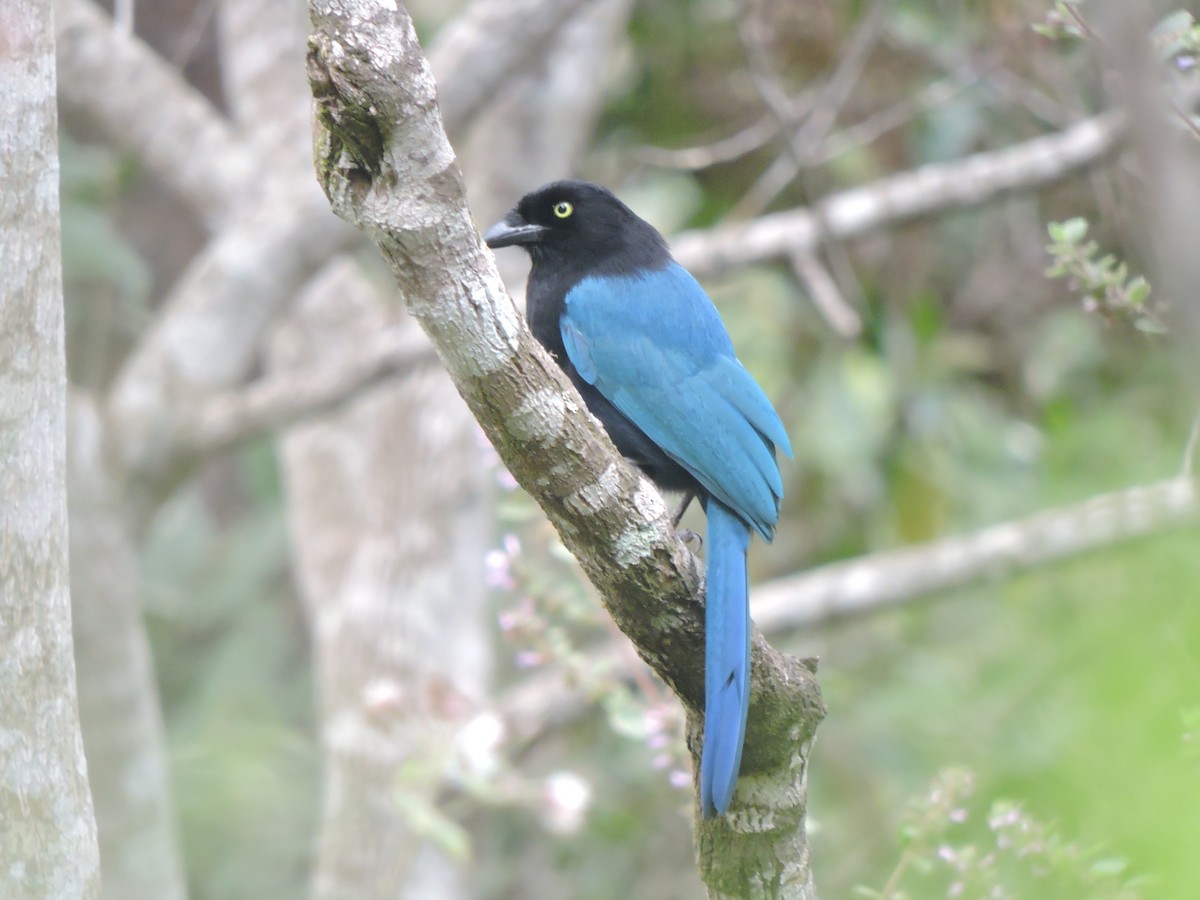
699, 500, 751, 819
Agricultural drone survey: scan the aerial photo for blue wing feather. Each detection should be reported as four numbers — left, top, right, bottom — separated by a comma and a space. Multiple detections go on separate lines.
562, 264, 788, 539
561, 319, 597, 384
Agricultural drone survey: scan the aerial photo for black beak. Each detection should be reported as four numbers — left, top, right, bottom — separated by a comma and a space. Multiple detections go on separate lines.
484, 210, 547, 249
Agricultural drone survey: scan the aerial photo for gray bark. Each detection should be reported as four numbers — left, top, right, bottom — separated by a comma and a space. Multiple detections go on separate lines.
304, 3, 824, 896
273, 262, 490, 900
67, 398, 187, 900
0, 1, 102, 894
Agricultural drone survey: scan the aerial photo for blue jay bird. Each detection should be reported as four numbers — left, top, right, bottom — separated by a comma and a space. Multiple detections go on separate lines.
485, 181, 791, 818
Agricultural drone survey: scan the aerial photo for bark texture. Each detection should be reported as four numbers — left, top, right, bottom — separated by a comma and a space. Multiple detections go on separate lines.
0, 1, 102, 894
304, 3, 825, 896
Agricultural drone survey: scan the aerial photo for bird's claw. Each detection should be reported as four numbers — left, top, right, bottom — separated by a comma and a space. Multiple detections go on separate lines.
677, 529, 703, 552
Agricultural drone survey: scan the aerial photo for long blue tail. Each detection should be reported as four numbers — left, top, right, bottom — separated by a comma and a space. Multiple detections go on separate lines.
700, 499, 751, 819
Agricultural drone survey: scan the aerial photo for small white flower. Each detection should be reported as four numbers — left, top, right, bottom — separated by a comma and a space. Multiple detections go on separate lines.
540, 771, 592, 834
456, 712, 506, 777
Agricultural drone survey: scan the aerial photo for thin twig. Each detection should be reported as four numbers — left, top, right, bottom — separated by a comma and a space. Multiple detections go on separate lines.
1166, 96, 1200, 141
752, 476, 1198, 630
1066, 2, 1200, 140
633, 117, 779, 171
811, 75, 974, 166
736, 7, 798, 137
1064, 2, 1107, 46
789, 250, 862, 339
734, 0, 888, 218
169, 0, 222, 70
882, 30, 1069, 128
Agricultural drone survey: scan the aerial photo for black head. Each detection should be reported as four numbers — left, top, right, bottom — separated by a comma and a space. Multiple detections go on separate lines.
484, 180, 669, 273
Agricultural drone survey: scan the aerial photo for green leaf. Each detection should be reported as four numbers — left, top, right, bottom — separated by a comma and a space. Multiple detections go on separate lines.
395, 791, 472, 861
1125, 276, 1151, 306
1089, 857, 1129, 877
1152, 10, 1198, 59
1060, 217, 1089, 244
1134, 318, 1168, 334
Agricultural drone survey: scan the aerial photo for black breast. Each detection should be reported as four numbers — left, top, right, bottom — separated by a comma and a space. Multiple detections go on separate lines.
523, 263, 700, 496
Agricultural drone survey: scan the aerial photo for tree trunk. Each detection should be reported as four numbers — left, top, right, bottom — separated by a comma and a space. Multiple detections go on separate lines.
0, 1, 103, 894
67, 398, 187, 900
272, 261, 491, 900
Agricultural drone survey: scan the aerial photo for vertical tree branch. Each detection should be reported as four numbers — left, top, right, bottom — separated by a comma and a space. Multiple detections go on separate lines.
0, 1, 102, 893
427, 0, 594, 140
67, 397, 188, 900
272, 261, 491, 900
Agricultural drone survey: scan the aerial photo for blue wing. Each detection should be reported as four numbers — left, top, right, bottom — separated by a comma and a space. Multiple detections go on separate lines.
561, 263, 791, 540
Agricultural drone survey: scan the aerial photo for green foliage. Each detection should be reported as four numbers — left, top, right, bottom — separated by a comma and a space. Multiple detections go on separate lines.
59, 135, 153, 387
856, 769, 1143, 899
1151, 10, 1200, 62
1045, 218, 1161, 333
141, 444, 316, 900
808, 360, 1197, 896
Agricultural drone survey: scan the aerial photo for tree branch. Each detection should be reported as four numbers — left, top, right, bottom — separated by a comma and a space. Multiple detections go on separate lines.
304, 3, 823, 895
751, 474, 1198, 631
673, 112, 1125, 276
271, 254, 491, 900
55, 0, 254, 228
427, 0, 594, 141
104, 185, 359, 489
181, 324, 438, 458
493, 473, 1198, 762
0, 1, 102, 889
733, 0, 887, 219
60, 0, 605, 497
67, 395, 186, 900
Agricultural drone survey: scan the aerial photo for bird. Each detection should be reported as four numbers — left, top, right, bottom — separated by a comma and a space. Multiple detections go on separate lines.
484, 180, 791, 819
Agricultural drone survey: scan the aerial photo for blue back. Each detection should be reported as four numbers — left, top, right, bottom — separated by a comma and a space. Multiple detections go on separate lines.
561, 263, 792, 540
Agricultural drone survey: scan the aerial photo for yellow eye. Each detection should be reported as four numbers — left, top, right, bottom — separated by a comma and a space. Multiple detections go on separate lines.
553, 201, 574, 219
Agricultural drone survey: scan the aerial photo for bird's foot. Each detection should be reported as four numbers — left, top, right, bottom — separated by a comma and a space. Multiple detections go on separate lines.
677, 529, 703, 552
671, 490, 695, 528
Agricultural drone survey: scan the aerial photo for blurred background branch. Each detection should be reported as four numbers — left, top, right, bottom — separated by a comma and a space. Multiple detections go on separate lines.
491, 470, 1198, 762
673, 111, 1124, 275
